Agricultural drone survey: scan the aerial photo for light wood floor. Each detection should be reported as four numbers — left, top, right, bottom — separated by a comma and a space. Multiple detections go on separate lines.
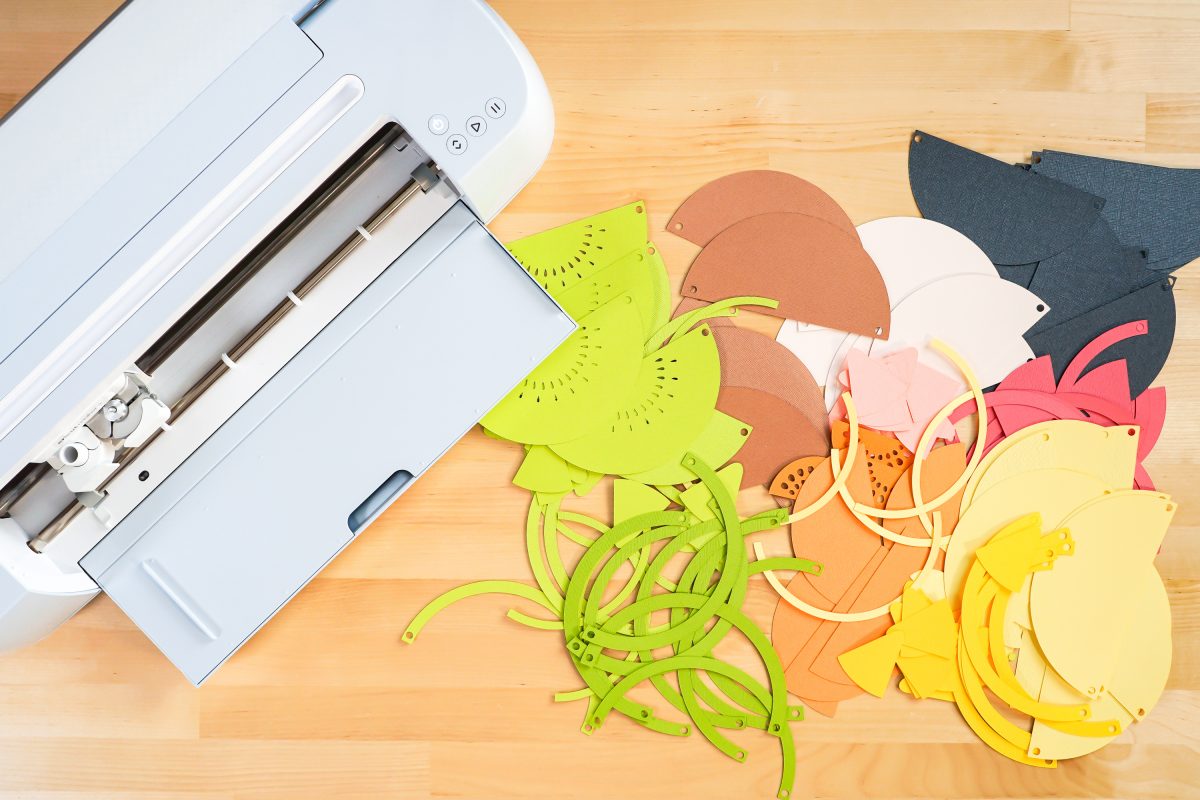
0, 1, 1197, 798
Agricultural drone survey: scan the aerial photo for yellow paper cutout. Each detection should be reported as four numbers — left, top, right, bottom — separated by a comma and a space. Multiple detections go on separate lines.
1030, 490, 1175, 699
837, 630, 904, 698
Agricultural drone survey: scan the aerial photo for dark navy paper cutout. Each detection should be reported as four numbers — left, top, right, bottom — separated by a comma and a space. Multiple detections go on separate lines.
908, 131, 1104, 265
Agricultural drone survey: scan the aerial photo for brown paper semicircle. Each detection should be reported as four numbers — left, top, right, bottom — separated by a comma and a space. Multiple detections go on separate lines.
668, 170, 858, 246
682, 212, 891, 338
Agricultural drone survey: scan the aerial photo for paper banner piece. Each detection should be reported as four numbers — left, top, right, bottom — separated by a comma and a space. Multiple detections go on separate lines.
833, 273, 1047, 397
555, 243, 671, 340
1031, 150, 1200, 273
1025, 276, 1176, 397
908, 131, 1104, 266
482, 296, 645, 445
551, 324, 721, 475
667, 169, 858, 246
681, 212, 891, 338
507, 201, 649, 294
1024, 217, 1158, 335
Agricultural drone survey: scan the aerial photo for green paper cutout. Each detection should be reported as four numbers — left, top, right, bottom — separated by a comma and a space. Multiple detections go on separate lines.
613, 479, 672, 525
507, 201, 649, 295
482, 295, 644, 445
646, 295, 779, 355
571, 470, 603, 497
679, 463, 744, 521
402, 452, 801, 799
513, 446, 571, 494
555, 244, 669, 341
623, 409, 751, 485
551, 325, 722, 475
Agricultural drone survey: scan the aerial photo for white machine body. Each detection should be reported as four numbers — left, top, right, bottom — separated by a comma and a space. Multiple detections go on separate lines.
0, 0, 571, 683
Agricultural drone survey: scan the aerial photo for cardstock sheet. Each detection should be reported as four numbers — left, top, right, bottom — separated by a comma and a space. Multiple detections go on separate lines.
908, 131, 1104, 266
1025, 217, 1158, 335
1025, 277, 1177, 397
667, 169, 858, 247
622, 409, 750, 486
1031, 150, 1200, 272
682, 212, 891, 338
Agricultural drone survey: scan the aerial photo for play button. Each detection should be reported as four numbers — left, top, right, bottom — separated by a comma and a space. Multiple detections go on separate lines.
466, 115, 487, 137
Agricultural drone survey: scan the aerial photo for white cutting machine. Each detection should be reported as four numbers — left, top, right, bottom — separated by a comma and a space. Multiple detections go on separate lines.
0, 0, 572, 683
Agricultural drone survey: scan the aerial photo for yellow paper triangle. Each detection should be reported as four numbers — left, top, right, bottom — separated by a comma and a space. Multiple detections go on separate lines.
838, 630, 904, 698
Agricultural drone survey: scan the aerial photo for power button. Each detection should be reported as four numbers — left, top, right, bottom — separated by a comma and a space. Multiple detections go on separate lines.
428, 114, 449, 135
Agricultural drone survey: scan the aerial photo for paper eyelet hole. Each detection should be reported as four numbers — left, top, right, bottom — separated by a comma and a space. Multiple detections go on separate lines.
913, 133, 922, 143
647, 246, 656, 255
740, 428, 749, 436
1036, 304, 1045, 312
673, 222, 683, 231
635, 205, 644, 214
688, 285, 698, 294
1032, 747, 1041, 756
1127, 428, 1136, 436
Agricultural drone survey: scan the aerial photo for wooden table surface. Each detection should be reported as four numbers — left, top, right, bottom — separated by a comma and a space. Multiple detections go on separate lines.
1, 2, 1197, 798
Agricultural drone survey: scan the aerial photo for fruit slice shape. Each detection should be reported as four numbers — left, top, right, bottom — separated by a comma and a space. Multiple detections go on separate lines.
550, 324, 722, 475
507, 201, 648, 294
667, 169, 858, 246
622, 409, 750, 486
554, 243, 670, 340
481, 295, 645, 445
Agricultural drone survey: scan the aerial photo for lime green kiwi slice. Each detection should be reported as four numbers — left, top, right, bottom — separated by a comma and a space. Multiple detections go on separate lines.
555, 243, 671, 340
622, 409, 751, 485
507, 201, 649, 295
482, 295, 645, 445
550, 323, 722, 475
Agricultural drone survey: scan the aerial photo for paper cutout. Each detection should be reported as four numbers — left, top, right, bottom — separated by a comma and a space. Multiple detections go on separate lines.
961, 420, 1138, 508
908, 131, 1104, 266
482, 296, 645, 444
507, 201, 648, 293
712, 325, 827, 434
779, 215, 1001, 383
679, 464, 743, 521
719, 386, 829, 489
668, 169, 858, 246
513, 445, 572, 494
623, 409, 751, 486
555, 243, 671, 340
682, 212, 891, 337
943, 468, 1111, 609
1024, 217, 1158, 335
1031, 150, 1200, 272
769, 456, 825, 502
1025, 276, 1177, 397
833, 347, 960, 453
612, 479, 671, 525
670, 297, 735, 329
1030, 490, 1174, 699
551, 325, 721, 475
868, 273, 1048, 392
